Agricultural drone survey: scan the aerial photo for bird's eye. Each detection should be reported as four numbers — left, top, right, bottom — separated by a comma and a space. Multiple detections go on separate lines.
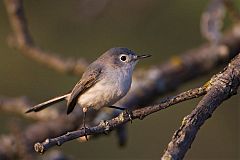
120, 55, 127, 62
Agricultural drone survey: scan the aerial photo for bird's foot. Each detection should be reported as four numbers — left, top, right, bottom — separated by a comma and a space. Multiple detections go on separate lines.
125, 109, 133, 123
108, 106, 133, 123
80, 126, 89, 141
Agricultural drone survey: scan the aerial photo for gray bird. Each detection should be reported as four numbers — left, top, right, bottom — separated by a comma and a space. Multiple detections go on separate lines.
26, 47, 151, 137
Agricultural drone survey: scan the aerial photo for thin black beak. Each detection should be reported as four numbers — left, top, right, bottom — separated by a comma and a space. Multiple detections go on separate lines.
136, 54, 152, 60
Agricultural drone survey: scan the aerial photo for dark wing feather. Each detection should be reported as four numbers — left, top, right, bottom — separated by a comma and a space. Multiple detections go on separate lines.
67, 66, 102, 114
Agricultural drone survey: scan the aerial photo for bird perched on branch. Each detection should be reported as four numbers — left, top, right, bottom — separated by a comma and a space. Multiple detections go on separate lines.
26, 47, 151, 138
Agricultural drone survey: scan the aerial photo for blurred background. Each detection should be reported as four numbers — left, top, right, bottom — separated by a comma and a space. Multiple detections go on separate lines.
0, 0, 239, 159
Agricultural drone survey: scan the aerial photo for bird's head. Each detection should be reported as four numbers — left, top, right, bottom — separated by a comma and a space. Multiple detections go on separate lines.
99, 47, 151, 70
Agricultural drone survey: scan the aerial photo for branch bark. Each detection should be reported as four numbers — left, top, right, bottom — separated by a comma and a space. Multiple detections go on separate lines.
161, 53, 240, 160
34, 53, 240, 154
2, 0, 240, 159
34, 87, 207, 153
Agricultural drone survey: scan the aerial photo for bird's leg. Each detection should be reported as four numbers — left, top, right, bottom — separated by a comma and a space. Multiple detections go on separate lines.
108, 106, 133, 123
82, 107, 88, 140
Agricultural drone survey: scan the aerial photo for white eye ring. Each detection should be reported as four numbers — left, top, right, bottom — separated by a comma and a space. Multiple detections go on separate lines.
120, 55, 127, 62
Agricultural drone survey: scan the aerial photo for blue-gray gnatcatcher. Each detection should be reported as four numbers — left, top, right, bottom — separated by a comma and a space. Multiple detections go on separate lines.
26, 47, 151, 137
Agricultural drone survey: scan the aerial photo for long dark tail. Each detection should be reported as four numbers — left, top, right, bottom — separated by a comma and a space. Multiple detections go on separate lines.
25, 93, 70, 113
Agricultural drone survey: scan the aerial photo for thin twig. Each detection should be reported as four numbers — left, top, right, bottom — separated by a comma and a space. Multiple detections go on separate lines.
117, 22, 240, 109
4, 0, 240, 111
2, 0, 240, 158
34, 53, 240, 154
161, 53, 240, 160
34, 87, 207, 153
4, 0, 89, 75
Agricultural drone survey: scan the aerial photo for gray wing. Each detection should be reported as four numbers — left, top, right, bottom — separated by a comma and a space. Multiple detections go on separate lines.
67, 66, 103, 114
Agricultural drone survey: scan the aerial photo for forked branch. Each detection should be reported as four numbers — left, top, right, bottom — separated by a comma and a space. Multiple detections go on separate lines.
162, 53, 240, 159
34, 53, 240, 154
34, 87, 208, 153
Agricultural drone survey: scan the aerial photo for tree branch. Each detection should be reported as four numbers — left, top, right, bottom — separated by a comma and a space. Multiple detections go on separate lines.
116, 22, 240, 109
2, 0, 240, 158
34, 86, 208, 153
4, 0, 89, 75
201, 0, 225, 43
34, 53, 240, 155
161, 53, 240, 160
4, 0, 240, 111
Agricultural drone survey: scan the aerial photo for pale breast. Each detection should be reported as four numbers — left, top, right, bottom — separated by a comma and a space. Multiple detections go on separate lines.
78, 68, 132, 110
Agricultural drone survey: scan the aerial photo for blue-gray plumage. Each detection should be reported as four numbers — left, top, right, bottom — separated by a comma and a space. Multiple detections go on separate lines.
26, 47, 151, 138
67, 47, 148, 114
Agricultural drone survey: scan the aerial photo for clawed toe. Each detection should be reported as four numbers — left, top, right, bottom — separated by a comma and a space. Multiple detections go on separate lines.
108, 106, 133, 123
125, 109, 133, 123
81, 126, 89, 141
